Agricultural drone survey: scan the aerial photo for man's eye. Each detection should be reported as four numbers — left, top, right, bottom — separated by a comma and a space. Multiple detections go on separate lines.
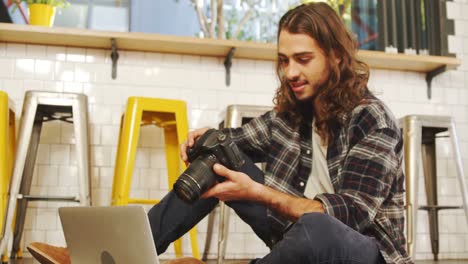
297, 57, 311, 64
279, 59, 288, 66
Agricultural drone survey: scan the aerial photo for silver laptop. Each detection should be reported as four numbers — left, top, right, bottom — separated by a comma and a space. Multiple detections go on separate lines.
59, 206, 160, 264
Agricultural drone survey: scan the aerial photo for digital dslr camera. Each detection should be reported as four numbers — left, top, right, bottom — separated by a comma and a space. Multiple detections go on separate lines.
173, 129, 245, 204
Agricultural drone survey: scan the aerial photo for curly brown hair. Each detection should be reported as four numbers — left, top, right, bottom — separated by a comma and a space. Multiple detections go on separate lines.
273, 2, 370, 144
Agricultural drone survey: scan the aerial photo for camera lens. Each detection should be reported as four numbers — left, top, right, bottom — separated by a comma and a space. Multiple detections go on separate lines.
173, 155, 218, 204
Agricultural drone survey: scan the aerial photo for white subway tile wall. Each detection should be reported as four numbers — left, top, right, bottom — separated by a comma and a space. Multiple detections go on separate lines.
1, 2, 468, 261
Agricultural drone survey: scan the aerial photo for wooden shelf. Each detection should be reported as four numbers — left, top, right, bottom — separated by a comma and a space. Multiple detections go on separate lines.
0, 23, 276, 60
0, 23, 460, 74
357, 50, 460, 72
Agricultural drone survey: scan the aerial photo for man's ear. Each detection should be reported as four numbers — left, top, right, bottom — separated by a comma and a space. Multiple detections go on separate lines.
332, 49, 342, 64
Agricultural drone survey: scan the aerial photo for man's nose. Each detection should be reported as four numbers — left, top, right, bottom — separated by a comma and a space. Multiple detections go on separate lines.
285, 62, 300, 80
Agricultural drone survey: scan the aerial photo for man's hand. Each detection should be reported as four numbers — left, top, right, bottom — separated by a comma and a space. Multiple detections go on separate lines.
201, 164, 260, 202
180, 127, 211, 165
202, 163, 325, 221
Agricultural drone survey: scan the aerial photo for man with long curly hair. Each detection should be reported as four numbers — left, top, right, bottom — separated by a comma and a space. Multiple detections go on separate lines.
29, 2, 411, 264
149, 2, 411, 264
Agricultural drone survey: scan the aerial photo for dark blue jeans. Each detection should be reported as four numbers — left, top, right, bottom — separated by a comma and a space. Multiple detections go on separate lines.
147, 155, 384, 263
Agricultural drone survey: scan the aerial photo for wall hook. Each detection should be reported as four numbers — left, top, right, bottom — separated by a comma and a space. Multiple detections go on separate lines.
425, 65, 446, 100
224, 47, 236, 86
110, 38, 119, 80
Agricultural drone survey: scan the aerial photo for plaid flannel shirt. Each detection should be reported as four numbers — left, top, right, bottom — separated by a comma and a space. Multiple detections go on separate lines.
221, 96, 412, 264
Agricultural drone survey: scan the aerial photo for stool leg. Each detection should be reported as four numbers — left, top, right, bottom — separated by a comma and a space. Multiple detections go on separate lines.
111, 104, 143, 206
402, 118, 422, 258
173, 105, 200, 259
8, 110, 15, 176
0, 103, 9, 262
202, 211, 216, 260
164, 127, 201, 259
0, 104, 8, 233
188, 228, 199, 259
421, 129, 439, 261
4, 111, 15, 262
164, 127, 182, 188
11, 119, 43, 258
73, 99, 91, 206
164, 127, 183, 257
0, 98, 38, 255
448, 122, 468, 231
6, 110, 16, 194
217, 203, 230, 264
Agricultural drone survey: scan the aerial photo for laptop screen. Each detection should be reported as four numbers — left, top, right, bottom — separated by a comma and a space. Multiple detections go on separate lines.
59, 206, 159, 264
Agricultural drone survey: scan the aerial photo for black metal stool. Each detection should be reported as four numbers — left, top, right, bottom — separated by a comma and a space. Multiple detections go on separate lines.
204, 105, 271, 263
400, 115, 468, 260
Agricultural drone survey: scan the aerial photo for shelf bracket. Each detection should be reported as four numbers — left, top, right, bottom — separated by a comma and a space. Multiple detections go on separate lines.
425, 65, 447, 100
224, 47, 236, 86
110, 38, 119, 80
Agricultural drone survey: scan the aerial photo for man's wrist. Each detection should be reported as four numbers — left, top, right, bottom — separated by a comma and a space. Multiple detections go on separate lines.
248, 181, 264, 202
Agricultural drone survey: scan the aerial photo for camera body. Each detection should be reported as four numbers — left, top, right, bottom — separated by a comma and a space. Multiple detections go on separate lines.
173, 129, 245, 204
186, 129, 244, 171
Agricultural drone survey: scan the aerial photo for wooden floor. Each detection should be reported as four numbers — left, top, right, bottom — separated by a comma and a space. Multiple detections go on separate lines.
208, 260, 468, 264
210, 259, 468, 263
416, 259, 468, 264
207, 260, 468, 264
7, 258, 468, 264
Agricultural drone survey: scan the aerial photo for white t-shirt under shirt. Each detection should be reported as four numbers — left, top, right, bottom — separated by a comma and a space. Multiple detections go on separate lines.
304, 122, 335, 199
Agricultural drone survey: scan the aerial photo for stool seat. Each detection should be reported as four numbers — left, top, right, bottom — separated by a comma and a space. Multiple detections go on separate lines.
111, 96, 199, 259
0, 91, 92, 259
400, 114, 468, 260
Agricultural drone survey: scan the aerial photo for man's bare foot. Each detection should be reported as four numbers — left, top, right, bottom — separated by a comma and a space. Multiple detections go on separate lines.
27, 242, 205, 264
27, 242, 71, 264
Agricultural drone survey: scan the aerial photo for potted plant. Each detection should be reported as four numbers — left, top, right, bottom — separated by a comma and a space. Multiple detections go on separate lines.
12, 0, 70, 27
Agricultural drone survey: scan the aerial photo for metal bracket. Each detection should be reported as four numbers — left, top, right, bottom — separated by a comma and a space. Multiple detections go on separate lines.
425, 65, 447, 100
224, 47, 236, 86
110, 38, 119, 80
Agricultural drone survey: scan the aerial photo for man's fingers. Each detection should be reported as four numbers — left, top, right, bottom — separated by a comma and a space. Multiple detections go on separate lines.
213, 163, 234, 180
180, 141, 188, 161
181, 127, 211, 165
188, 136, 194, 147
188, 132, 201, 147
201, 165, 231, 199
201, 182, 223, 199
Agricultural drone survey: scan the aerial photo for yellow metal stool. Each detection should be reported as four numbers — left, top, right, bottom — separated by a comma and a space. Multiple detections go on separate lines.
111, 97, 199, 259
0, 91, 16, 263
